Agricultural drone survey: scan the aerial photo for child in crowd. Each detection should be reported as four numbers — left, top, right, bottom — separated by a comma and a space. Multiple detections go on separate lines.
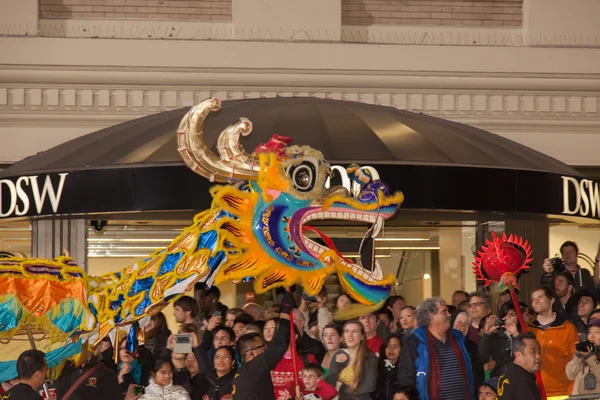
281, 363, 337, 400
391, 387, 419, 400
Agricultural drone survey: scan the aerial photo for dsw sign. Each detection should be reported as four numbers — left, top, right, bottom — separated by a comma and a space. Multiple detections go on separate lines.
562, 176, 600, 219
0, 173, 68, 217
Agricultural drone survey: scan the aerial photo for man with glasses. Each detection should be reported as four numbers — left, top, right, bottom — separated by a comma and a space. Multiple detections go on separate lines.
199, 324, 236, 367
467, 291, 492, 345
232, 293, 296, 400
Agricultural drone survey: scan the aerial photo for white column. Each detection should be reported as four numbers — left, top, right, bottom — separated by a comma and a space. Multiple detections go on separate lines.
32, 218, 87, 270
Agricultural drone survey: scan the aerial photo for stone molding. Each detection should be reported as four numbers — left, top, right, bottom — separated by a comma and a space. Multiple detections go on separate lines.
0, 19, 598, 48
1, 84, 598, 128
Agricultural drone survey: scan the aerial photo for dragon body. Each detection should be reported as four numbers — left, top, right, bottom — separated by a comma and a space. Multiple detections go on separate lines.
0, 98, 403, 380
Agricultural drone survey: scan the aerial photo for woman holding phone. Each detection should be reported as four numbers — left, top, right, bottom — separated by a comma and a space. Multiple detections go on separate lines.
326, 320, 378, 400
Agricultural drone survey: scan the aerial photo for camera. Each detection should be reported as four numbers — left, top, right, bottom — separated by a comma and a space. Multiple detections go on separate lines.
173, 333, 193, 354
576, 340, 596, 352
494, 318, 505, 327
90, 220, 108, 232
549, 256, 565, 272
302, 292, 317, 302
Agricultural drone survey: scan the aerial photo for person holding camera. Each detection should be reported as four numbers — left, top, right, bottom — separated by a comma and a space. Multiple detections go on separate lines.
565, 319, 600, 396
541, 241, 595, 295
479, 302, 522, 379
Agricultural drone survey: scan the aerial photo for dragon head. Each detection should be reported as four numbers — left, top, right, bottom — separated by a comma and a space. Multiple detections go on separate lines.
178, 98, 404, 305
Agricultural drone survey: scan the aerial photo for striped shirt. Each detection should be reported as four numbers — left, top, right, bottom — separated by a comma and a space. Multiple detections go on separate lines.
432, 336, 467, 400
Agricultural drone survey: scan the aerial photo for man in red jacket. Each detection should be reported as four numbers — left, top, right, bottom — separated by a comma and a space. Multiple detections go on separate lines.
359, 311, 383, 355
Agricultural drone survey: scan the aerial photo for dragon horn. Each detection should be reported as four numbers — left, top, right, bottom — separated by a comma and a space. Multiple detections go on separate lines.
177, 98, 259, 183
217, 117, 259, 172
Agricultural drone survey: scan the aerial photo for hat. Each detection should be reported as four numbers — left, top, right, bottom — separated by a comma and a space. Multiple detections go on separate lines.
575, 289, 598, 309
481, 377, 499, 394
588, 318, 600, 329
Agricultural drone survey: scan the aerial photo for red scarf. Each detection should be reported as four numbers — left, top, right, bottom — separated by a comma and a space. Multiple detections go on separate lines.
425, 330, 468, 400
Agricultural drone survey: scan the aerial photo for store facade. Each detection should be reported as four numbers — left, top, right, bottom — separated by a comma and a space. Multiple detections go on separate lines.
1, 0, 600, 307
1, 97, 599, 307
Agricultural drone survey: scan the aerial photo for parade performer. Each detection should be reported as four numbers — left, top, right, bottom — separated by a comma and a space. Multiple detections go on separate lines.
473, 232, 547, 400
0, 97, 403, 382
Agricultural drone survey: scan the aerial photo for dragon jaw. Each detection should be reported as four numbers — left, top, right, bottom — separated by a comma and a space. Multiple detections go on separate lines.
290, 196, 401, 283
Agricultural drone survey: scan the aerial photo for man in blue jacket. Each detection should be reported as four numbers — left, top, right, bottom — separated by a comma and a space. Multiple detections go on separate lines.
397, 297, 474, 400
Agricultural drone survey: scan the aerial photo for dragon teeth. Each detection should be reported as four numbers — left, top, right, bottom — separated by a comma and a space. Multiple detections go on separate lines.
372, 217, 384, 238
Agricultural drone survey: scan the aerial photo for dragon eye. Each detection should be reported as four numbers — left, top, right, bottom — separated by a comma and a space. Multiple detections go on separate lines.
286, 161, 317, 192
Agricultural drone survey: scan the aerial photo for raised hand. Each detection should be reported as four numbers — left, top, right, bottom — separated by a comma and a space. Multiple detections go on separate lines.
207, 315, 222, 332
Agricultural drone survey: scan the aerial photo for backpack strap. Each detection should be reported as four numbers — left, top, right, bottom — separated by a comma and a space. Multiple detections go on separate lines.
62, 363, 103, 400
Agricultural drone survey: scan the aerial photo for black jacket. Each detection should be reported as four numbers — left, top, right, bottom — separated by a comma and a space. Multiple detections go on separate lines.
541, 266, 595, 295
232, 316, 290, 400
571, 314, 589, 341
465, 337, 485, 390
555, 295, 578, 318
146, 328, 171, 355
297, 332, 326, 363
479, 330, 515, 378
196, 369, 236, 400
372, 359, 399, 400
54, 358, 122, 400
159, 345, 210, 400
3, 383, 43, 400
498, 362, 541, 400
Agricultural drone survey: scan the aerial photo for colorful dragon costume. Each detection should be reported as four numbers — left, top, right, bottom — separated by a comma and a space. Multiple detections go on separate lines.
0, 98, 403, 380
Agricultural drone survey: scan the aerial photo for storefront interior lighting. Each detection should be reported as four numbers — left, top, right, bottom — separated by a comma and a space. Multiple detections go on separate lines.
341, 254, 392, 258
87, 238, 175, 243
423, 273, 431, 279
89, 254, 152, 258
376, 246, 441, 250
88, 246, 168, 250
374, 237, 429, 241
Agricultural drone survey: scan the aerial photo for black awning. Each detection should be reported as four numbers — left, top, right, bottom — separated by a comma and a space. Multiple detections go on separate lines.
0, 97, 580, 177
0, 97, 595, 220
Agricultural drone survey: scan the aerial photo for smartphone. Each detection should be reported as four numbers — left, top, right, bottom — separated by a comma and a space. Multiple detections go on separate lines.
133, 385, 145, 395
214, 310, 222, 317
173, 333, 193, 353
302, 292, 317, 302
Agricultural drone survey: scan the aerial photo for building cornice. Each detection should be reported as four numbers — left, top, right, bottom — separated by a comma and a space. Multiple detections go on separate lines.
2, 36, 600, 75
0, 19, 596, 48
2, 66, 600, 92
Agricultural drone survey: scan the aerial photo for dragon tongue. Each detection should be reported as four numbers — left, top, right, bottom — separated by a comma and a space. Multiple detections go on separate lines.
302, 225, 352, 263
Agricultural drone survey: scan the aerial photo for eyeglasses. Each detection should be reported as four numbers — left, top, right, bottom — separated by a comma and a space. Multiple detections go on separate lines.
244, 343, 266, 356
